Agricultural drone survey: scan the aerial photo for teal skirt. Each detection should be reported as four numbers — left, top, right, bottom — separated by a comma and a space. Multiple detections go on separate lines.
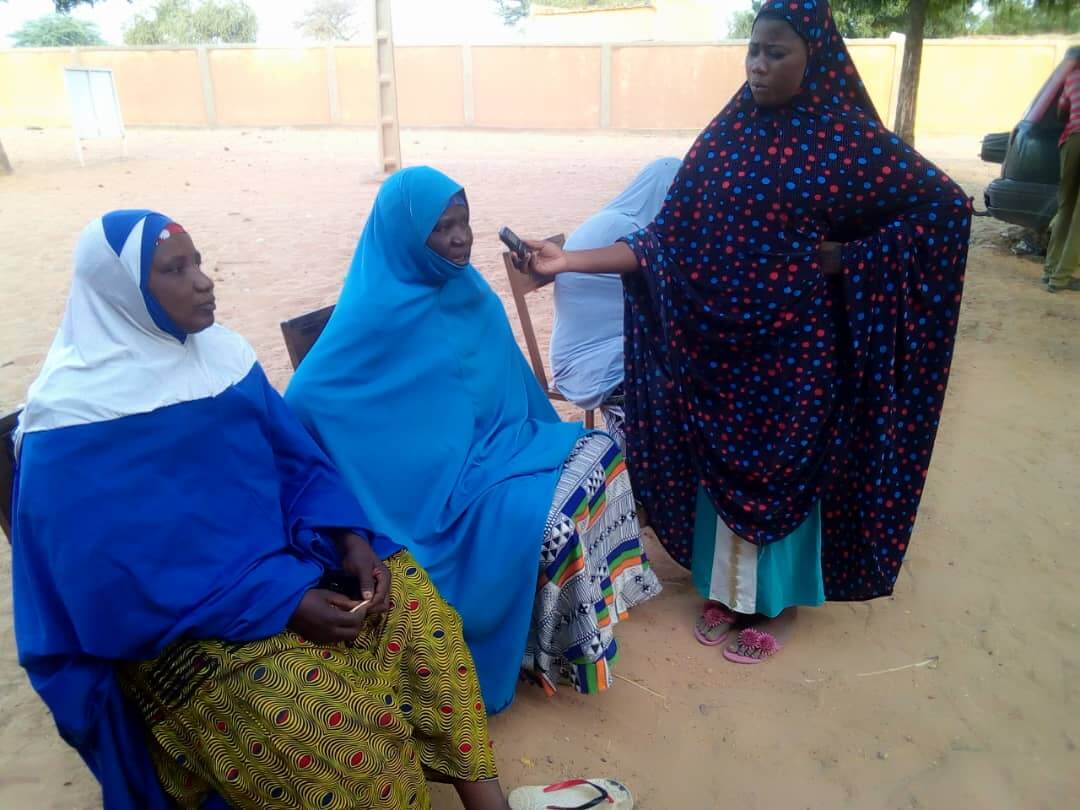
690, 487, 824, 618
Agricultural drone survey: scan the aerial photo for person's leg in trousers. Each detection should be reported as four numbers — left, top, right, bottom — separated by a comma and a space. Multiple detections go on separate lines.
1047, 133, 1080, 291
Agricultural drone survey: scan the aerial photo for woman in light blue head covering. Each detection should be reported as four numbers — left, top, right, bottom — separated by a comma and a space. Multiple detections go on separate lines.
285, 167, 661, 714
550, 157, 682, 449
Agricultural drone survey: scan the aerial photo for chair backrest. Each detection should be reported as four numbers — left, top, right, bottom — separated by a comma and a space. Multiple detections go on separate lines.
280, 305, 335, 370
501, 234, 566, 394
1, 410, 21, 542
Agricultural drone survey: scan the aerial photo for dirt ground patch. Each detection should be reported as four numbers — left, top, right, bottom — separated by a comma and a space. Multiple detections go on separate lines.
0, 127, 1077, 809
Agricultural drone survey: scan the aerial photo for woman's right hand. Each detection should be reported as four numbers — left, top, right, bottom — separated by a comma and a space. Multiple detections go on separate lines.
288, 589, 370, 644
519, 239, 569, 277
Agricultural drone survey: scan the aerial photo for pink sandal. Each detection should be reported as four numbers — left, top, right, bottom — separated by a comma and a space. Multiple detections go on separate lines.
693, 601, 736, 646
722, 628, 781, 664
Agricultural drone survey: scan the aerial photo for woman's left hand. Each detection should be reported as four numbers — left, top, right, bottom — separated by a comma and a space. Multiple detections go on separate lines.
340, 532, 391, 616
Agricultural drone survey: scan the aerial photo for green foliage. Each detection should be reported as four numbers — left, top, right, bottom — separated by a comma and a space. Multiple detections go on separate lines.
838, 1, 979, 38
52, 0, 102, 10
494, 0, 530, 25
729, 1, 983, 38
190, 0, 257, 42
295, 0, 359, 41
728, 2, 762, 38
980, 0, 1079, 34
13, 13, 105, 46
123, 0, 257, 46
0, 1, 125, 11
540, 0, 652, 6
728, 0, 1074, 38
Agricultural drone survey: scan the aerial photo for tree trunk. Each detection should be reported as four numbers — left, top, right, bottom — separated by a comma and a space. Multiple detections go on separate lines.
0, 137, 12, 176
894, 0, 928, 146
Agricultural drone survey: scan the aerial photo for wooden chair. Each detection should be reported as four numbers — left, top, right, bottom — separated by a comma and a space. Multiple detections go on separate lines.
1, 409, 21, 541
502, 234, 595, 429
280, 305, 335, 370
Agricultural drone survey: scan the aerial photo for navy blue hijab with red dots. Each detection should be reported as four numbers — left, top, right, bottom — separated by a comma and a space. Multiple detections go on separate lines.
621, 0, 971, 601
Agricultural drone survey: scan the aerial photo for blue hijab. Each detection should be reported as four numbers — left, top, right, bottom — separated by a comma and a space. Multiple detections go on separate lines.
13, 212, 395, 809
285, 167, 584, 713
550, 157, 682, 409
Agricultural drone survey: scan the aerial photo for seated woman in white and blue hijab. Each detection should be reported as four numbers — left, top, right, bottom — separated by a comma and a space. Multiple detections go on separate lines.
12, 210, 512, 810
549, 158, 681, 449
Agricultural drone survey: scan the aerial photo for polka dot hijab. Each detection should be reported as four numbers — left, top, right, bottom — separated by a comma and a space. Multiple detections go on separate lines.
618, 0, 971, 601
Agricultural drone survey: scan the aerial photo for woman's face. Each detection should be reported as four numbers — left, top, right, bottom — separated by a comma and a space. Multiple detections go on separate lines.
148, 231, 217, 334
746, 17, 809, 108
426, 203, 473, 266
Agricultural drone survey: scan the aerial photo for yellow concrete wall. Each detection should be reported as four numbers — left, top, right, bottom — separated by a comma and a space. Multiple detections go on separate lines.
916, 40, 1066, 137
78, 48, 205, 126
335, 46, 376, 125
0, 49, 76, 127
612, 45, 744, 129
847, 42, 900, 125
0, 39, 1074, 136
210, 48, 330, 127
396, 47, 465, 127
472, 47, 601, 129
612, 41, 901, 130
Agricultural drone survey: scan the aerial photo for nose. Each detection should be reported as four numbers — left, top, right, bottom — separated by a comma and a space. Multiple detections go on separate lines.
749, 55, 767, 76
450, 228, 467, 247
194, 268, 215, 293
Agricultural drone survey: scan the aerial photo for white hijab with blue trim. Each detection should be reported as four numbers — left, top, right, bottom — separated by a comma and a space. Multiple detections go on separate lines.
18, 210, 255, 440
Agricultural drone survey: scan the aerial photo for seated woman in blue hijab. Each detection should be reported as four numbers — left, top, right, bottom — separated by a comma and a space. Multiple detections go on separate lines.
12, 211, 511, 810
550, 157, 681, 450
285, 167, 662, 714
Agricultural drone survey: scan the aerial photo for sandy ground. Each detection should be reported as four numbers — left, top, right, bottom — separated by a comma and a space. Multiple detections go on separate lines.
0, 126, 1077, 810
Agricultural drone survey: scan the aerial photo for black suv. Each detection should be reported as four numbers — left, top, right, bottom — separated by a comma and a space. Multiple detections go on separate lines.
981, 46, 1079, 236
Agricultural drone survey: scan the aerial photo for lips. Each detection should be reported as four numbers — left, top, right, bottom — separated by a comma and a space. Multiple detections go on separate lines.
197, 300, 216, 313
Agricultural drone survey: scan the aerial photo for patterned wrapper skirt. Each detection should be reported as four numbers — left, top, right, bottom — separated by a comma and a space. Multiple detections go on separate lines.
599, 385, 627, 452
117, 552, 496, 810
600, 403, 626, 453
524, 432, 661, 695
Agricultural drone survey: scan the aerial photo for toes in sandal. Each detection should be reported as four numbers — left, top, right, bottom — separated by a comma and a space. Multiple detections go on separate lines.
722, 628, 781, 664
509, 778, 634, 810
693, 601, 736, 646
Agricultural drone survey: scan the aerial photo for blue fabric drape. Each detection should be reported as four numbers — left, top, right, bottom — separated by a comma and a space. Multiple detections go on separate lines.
13, 365, 396, 808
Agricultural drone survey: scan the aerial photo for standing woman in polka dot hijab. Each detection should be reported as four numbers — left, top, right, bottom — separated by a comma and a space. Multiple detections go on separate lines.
522, 0, 971, 662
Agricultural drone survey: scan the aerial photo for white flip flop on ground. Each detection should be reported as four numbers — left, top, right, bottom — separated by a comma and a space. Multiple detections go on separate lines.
508, 778, 634, 810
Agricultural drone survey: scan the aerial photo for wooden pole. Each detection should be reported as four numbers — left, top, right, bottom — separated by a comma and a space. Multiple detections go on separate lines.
373, 0, 402, 177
